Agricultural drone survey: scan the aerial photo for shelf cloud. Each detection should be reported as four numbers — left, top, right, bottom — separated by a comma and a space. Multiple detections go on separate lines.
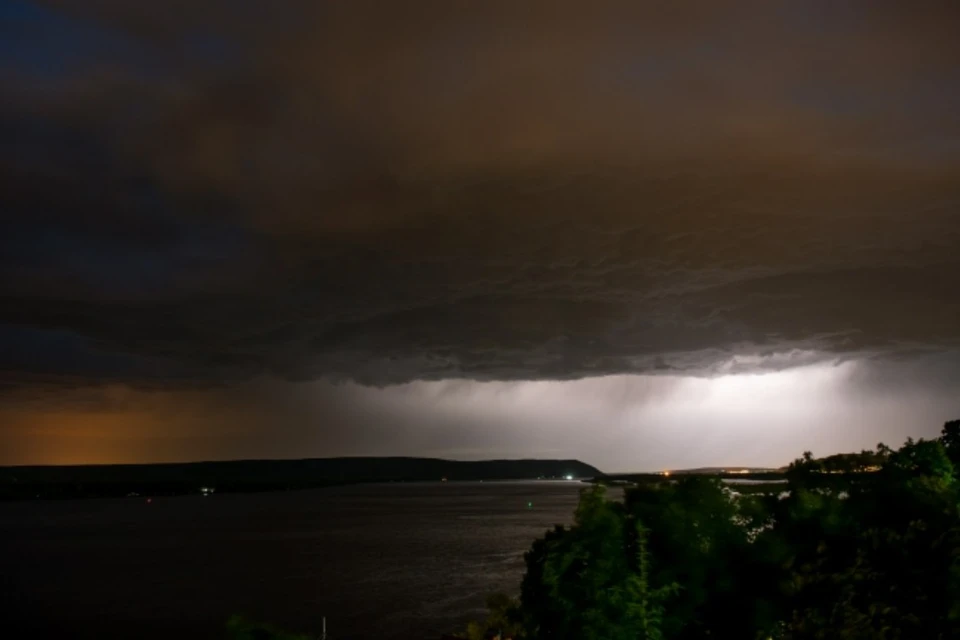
1, 2, 958, 466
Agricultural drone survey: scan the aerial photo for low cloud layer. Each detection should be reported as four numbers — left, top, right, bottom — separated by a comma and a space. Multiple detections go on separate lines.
1, 3, 959, 467
2, 1, 958, 392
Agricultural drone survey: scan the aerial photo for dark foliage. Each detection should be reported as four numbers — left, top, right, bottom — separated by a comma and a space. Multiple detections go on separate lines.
469, 420, 960, 640
225, 615, 310, 640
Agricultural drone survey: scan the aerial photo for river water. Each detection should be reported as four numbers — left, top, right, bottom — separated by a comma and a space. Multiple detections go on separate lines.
0, 481, 588, 639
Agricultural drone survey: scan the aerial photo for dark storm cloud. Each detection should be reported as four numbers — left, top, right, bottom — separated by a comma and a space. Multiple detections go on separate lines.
2, 1, 959, 389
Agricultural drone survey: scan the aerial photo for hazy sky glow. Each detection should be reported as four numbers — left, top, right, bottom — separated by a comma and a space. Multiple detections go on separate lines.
1, 1, 959, 468
4, 352, 958, 469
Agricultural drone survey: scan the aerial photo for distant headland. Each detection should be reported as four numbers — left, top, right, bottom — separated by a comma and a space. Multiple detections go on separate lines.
0, 457, 604, 500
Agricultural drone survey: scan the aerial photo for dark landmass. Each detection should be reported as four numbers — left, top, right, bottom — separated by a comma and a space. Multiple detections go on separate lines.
596, 451, 895, 491
598, 468, 787, 486
0, 457, 602, 500
661, 466, 783, 474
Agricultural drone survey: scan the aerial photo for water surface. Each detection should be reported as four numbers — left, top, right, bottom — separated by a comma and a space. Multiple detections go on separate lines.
1, 481, 586, 639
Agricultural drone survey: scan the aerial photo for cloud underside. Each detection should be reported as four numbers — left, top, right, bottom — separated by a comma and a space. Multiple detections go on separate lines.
2, 1, 959, 389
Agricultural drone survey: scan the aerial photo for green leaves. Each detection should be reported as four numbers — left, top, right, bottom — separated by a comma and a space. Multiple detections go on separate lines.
520, 485, 675, 640
225, 615, 311, 640
773, 437, 960, 639
474, 422, 960, 640
461, 593, 524, 640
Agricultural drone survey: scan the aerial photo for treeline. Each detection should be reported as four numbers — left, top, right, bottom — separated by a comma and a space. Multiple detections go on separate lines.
463, 419, 960, 639
788, 449, 886, 474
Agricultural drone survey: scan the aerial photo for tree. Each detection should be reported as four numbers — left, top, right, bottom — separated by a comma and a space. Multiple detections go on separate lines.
462, 593, 524, 640
473, 426, 960, 640
626, 476, 776, 638
939, 419, 960, 471
226, 616, 311, 640
771, 438, 960, 639
520, 485, 675, 639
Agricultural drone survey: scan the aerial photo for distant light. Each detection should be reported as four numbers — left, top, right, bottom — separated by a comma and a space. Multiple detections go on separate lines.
527, 501, 533, 508
663, 471, 671, 477
146, 498, 152, 504
565, 474, 574, 481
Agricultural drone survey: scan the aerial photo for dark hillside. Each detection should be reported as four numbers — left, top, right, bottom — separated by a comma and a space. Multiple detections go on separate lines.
0, 457, 603, 499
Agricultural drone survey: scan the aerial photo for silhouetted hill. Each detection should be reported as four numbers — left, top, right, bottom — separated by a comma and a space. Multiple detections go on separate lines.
0, 457, 603, 500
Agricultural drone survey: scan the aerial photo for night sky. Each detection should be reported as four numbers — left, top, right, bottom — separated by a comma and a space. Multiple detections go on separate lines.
2, 1, 959, 470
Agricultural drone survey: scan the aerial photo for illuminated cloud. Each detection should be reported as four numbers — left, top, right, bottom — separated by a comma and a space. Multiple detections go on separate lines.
2, 354, 958, 469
